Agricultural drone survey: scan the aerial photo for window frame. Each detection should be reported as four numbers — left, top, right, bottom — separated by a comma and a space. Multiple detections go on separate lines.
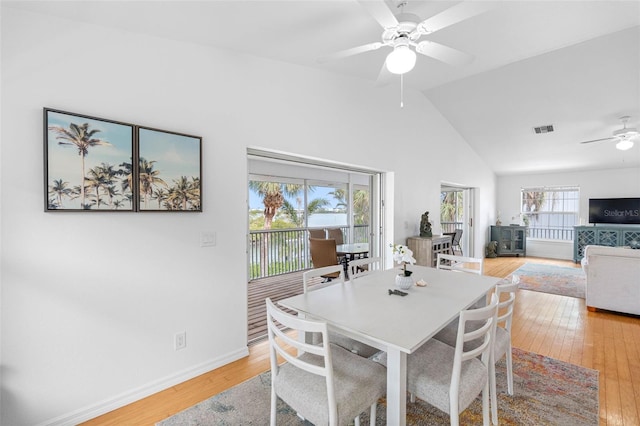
520, 186, 580, 241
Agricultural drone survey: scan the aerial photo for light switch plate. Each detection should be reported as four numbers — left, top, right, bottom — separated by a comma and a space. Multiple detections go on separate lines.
200, 231, 216, 247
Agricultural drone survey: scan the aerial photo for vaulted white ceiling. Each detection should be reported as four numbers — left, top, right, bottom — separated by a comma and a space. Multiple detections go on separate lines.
7, 0, 640, 174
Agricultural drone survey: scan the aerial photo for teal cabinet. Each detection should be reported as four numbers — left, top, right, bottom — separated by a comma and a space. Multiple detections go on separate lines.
490, 226, 526, 257
573, 225, 640, 262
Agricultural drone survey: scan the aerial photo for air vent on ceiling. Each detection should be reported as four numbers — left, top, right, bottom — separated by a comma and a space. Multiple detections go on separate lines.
533, 124, 554, 134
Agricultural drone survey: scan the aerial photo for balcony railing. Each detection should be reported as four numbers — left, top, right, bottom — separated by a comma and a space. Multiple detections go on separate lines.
527, 227, 574, 241
249, 225, 370, 280
441, 222, 464, 233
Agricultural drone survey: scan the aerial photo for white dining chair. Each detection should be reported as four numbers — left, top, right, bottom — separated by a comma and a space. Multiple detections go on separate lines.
303, 264, 345, 293
436, 253, 484, 275
348, 256, 381, 280
266, 298, 386, 426
302, 265, 380, 358
407, 294, 498, 426
489, 276, 519, 425
433, 253, 486, 346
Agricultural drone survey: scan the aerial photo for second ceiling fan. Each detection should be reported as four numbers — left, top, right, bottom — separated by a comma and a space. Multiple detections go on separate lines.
580, 116, 639, 151
319, 0, 493, 79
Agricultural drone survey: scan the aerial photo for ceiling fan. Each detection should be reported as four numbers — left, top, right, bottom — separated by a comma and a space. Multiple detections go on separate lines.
580, 116, 639, 151
318, 0, 493, 80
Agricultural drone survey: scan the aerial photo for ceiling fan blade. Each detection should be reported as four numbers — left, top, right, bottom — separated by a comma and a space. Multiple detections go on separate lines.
416, 1, 494, 34
375, 62, 392, 87
580, 137, 617, 144
415, 41, 474, 66
317, 42, 384, 63
357, 0, 398, 29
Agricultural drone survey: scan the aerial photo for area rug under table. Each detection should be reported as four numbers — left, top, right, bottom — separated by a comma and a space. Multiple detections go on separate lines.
157, 348, 598, 425
502, 262, 586, 299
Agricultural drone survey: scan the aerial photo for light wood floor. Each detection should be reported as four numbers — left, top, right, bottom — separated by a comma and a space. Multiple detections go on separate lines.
81, 256, 640, 426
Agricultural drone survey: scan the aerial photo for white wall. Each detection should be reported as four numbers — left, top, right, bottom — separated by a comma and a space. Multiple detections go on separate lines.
496, 167, 640, 260
0, 6, 496, 424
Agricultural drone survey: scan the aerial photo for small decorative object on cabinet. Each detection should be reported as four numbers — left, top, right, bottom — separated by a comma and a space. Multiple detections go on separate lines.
419, 211, 433, 237
407, 235, 452, 267
490, 225, 526, 257
573, 225, 640, 262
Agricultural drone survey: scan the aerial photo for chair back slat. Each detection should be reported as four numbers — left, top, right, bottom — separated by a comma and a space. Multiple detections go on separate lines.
455, 293, 498, 364
266, 298, 332, 378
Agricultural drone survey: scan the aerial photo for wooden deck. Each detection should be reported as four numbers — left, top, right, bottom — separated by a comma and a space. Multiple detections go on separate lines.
247, 269, 329, 343
247, 270, 303, 343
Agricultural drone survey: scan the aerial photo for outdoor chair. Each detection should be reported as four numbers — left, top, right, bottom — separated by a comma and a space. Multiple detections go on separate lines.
308, 228, 326, 239
326, 228, 344, 245
451, 229, 463, 255
309, 238, 341, 279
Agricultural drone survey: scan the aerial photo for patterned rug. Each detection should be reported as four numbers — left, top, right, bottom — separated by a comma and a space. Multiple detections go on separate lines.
502, 262, 586, 299
157, 348, 598, 425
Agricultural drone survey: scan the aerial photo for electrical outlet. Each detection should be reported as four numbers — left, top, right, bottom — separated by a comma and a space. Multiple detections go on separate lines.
175, 332, 187, 351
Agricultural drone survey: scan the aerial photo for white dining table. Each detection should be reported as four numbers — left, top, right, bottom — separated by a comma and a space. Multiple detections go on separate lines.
278, 264, 500, 426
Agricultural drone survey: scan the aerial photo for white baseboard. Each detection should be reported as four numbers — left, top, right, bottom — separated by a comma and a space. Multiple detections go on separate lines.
37, 346, 250, 426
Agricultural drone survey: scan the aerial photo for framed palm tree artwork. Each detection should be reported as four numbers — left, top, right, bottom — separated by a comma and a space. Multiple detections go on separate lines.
137, 126, 202, 212
44, 108, 135, 211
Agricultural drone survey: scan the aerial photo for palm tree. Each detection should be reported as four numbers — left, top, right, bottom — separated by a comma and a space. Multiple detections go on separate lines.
249, 181, 304, 230
330, 187, 370, 230
281, 197, 330, 227
118, 160, 134, 196
85, 166, 109, 209
329, 188, 348, 210
92, 163, 120, 208
152, 188, 168, 209
49, 179, 73, 208
139, 157, 168, 209
248, 181, 305, 276
48, 122, 112, 207
440, 191, 463, 226
522, 191, 546, 218
352, 189, 370, 226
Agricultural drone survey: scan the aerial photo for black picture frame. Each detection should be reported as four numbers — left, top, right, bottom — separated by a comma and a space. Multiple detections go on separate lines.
137, 126, 202, 212
44, 108, 136, 212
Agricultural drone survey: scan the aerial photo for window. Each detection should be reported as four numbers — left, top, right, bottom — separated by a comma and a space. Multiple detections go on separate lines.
521, 186, 579, 241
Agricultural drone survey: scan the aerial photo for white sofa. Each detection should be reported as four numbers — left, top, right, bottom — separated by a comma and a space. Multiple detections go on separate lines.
582, 245, 640, 315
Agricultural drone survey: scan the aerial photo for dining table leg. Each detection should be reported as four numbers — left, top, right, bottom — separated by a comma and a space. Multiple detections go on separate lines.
386, 348, 407, 426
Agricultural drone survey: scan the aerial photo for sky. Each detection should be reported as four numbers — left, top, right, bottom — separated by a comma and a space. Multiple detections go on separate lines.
47, 110, 133, 186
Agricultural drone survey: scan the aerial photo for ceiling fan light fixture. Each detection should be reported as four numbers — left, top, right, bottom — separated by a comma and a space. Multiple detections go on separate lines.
386, 44, 416, 75
616, 139, 634, 151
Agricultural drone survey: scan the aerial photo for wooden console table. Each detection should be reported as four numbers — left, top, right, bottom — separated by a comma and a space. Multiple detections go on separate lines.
407, 235, 452, 268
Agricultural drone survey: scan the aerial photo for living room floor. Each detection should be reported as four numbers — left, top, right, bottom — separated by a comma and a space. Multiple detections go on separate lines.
81, 256, 639, 426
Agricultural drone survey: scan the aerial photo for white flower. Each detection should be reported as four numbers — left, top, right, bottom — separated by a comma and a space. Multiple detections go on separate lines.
390, 244, 416, 265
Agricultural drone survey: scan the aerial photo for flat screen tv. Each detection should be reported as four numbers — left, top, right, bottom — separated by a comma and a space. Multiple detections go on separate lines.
589, 198, 640, 224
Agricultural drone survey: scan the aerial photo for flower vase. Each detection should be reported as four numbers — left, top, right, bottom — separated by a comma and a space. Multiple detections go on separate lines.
395, 269, 414, 290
